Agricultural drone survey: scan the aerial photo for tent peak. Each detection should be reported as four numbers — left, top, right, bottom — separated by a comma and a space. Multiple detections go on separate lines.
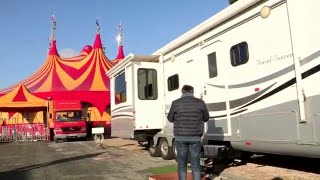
49, 40, 59, 56
115, 45, 125, 60
93, 34, 103, 49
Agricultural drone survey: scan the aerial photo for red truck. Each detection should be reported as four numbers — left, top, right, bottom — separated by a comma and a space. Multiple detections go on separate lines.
52, 100, 87, 143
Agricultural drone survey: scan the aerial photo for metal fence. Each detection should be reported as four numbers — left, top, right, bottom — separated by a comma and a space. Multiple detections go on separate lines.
0, 124, 48, 142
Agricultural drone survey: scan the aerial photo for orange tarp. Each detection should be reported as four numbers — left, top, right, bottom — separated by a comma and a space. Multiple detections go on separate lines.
0, 84, 47, 108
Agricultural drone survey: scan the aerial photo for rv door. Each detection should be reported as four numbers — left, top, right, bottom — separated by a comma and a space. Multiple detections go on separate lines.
200, 41, 231, 139
133, 62, 163, 131
110, 65, 135, 139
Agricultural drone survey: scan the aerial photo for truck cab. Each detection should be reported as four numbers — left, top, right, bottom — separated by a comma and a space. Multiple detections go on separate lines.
53, 100, 87, 142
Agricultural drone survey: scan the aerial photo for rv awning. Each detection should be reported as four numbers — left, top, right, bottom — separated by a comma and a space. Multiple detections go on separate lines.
107, 54, 161, 77
131, 55, 160, 62
0, 84, 47, 108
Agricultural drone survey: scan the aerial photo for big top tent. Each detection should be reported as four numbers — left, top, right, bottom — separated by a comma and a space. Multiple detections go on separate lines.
0, 19, 125, 133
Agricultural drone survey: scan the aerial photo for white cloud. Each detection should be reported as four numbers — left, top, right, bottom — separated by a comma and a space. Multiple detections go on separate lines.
59, 48, 79, 58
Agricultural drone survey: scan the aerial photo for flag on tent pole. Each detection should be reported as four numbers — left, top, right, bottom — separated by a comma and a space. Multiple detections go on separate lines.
51, 14, 56, 29
117, 22, 123, 46
118, 23, 122, 32
96, 19, 99, 27
96, 18, 100, 31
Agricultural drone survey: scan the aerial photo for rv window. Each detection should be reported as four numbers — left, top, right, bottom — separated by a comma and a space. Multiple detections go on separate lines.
138, 68, 158, 100
207, 52, 218, 78
230, 42, 249, 66
168, 74, 179, 91
115, 72, 126, 104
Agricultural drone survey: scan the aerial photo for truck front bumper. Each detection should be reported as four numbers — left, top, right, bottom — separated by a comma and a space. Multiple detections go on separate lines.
55, 133, 87, 139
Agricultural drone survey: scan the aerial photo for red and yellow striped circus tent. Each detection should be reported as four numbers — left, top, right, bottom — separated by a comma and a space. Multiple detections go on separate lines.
0, 30, 125, 127
0, 84, 47, 108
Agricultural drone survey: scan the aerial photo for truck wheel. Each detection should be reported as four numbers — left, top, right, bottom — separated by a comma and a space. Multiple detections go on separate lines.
148, 139, 161, 157
160, 138, 174, 160
54, 138, 59, 143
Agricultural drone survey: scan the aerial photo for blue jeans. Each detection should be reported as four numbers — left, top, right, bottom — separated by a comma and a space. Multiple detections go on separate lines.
175, 140, 201, 180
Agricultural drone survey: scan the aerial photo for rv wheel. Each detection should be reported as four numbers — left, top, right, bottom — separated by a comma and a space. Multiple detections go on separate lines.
160, 138, 174, 160
173, 140, 177, 162
148, 139, 161, 157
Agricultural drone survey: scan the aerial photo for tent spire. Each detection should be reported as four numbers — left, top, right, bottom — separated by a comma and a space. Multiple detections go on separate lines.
48, 14, 59, 56
96, 18, 100, 34
93, 18, 103, 49
50, 14, 56, 41
116, 22, 123, 47
114, 22, 125, 61
47, 14, 56, 54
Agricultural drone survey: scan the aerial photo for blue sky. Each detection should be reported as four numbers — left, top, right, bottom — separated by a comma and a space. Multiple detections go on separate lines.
0, 0, 228, 89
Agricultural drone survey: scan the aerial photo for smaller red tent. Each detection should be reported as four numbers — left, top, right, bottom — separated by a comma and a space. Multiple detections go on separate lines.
0, 84, 47, 108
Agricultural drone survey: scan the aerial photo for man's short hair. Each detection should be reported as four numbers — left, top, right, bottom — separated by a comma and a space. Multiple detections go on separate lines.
182, 85, 194, 94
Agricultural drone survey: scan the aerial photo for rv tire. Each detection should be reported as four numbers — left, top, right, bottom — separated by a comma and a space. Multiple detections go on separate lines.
172, 140, 178, 162
148, 139, 161, 157
160, 138, 174, 160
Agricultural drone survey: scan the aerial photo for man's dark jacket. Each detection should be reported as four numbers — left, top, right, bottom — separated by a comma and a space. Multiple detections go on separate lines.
167, 94, 209, 137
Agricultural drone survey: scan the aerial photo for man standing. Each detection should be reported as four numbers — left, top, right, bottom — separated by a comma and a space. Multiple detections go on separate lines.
167, 85, 209, 180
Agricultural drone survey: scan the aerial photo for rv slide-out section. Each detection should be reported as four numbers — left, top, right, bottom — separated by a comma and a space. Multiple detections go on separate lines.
108, 0, 320, 161
108, 54, 163, 140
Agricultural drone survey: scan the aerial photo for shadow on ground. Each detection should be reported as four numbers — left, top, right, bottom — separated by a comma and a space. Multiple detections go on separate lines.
247, 154, 320, 174
0, 152, 104, 180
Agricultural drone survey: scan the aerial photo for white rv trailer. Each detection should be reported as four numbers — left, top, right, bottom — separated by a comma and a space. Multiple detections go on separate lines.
107, 0, 320, 161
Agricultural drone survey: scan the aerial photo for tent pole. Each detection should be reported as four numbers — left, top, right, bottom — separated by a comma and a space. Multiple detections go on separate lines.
46, 97, 51, 141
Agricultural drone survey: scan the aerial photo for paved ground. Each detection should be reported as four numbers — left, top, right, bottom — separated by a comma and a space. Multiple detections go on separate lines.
0, 140, 176, 180
1, 139, 319, 180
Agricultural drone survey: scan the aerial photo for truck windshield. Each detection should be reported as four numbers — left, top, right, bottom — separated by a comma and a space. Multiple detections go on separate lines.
56, 111, 83, 121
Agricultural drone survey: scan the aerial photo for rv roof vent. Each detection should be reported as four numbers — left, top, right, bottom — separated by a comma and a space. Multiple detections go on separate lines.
199, 41, 204, 47
171, 54, 176, 62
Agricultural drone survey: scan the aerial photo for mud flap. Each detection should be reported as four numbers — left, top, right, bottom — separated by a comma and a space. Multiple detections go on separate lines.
111, 118, 134, 139
202, 145, 228, 160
